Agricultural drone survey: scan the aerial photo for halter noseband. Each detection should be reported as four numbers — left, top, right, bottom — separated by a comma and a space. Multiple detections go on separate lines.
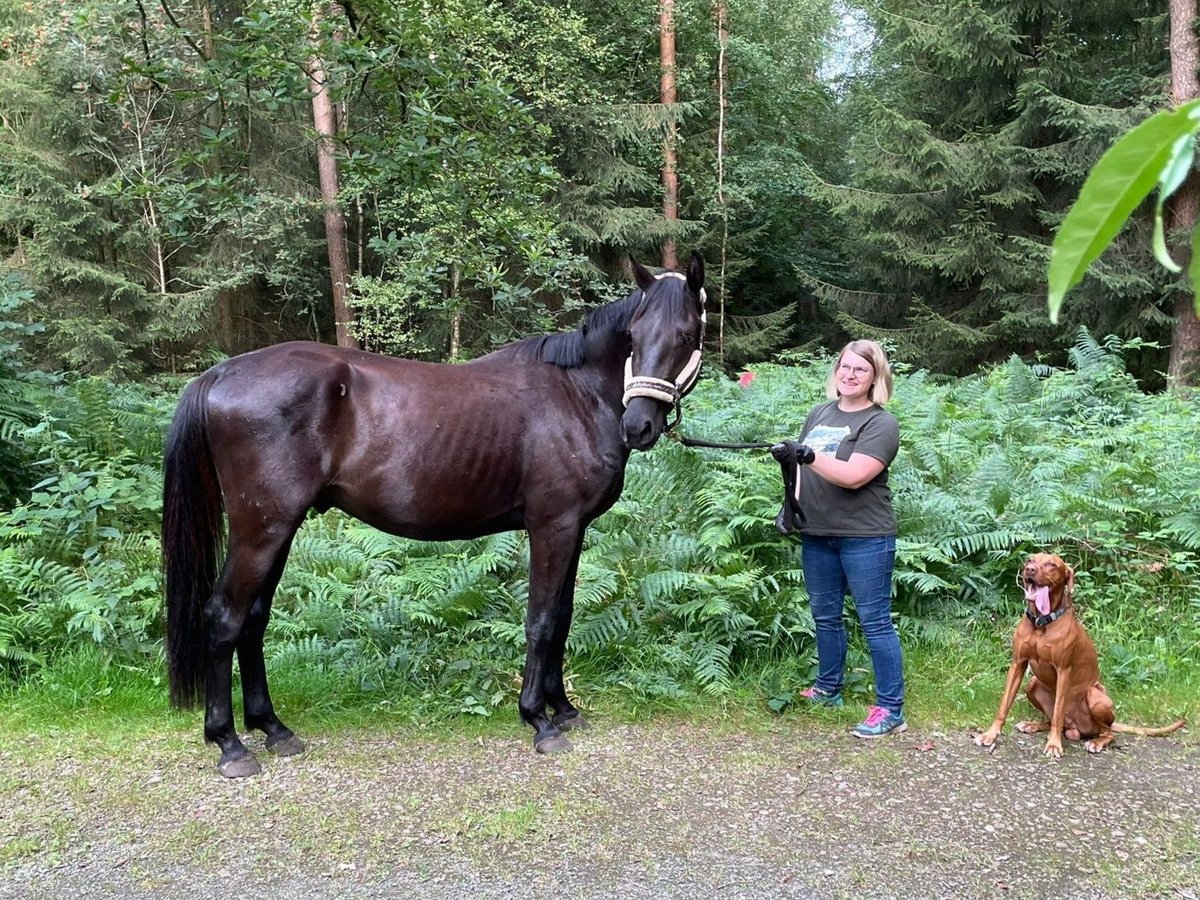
621, 272, 707, 427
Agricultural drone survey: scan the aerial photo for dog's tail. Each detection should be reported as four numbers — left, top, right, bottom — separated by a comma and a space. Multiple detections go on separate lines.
1111, 718, 1187, 737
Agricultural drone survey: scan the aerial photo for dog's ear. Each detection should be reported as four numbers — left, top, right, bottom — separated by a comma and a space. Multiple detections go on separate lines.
1066, 564, 1075, 594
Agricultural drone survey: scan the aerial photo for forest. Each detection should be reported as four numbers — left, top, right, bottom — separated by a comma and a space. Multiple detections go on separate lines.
1, 1, 1198, 721
3, 0, 1198, 382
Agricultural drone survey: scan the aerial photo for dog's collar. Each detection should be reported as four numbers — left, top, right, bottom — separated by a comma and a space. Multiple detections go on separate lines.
1025, 605, 1070, 629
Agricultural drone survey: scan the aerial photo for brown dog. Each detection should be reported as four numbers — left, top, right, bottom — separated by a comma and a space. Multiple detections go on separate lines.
975, 553, 1186, 757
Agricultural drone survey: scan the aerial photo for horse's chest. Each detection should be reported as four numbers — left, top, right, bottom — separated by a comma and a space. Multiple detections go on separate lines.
564, 446, 625, 498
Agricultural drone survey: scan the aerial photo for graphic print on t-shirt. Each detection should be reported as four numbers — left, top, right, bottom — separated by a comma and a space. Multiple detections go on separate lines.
803, 424, 850, 456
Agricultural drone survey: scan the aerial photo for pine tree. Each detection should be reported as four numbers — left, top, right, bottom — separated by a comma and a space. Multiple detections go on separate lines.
807, 0, 1170, 377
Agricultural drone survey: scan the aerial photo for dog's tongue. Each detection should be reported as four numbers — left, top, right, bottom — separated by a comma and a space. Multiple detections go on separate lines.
1025, 585, 1051, 616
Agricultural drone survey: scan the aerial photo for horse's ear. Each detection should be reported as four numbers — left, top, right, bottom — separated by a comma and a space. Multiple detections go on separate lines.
686, 250, 705, 297
630, 256, 655, 291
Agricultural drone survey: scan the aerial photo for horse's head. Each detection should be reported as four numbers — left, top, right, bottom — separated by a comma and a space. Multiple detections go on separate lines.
621, 250, 706, 450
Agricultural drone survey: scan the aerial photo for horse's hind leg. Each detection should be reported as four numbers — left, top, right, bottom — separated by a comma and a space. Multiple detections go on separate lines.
205, 527, 299, 778
545, 534, 589, 732
238, 537, 304, 758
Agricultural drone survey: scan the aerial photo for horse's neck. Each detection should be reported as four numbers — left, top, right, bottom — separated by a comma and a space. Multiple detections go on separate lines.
585, 330, 631, 402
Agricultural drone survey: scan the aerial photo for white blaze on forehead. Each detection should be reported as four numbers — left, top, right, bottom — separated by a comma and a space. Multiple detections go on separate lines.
654, 271, 707, 320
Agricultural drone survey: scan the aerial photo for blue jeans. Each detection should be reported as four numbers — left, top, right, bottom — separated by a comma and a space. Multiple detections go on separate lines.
802, 535, 904, 712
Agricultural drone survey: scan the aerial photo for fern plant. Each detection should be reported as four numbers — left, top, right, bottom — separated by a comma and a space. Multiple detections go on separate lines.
1, 332, 1197, 711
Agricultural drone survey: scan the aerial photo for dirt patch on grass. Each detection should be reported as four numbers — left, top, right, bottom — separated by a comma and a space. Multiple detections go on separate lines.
2, 717, 1197, 899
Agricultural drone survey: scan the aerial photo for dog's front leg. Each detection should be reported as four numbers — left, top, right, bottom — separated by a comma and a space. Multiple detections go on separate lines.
1044, 666, 1071, 758
976, 657, 1028, 748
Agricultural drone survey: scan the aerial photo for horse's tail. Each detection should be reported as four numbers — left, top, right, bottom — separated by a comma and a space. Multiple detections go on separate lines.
162, 373, 224, 709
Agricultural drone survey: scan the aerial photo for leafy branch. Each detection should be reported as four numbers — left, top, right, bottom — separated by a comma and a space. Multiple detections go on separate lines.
1048, 99, 1200, 322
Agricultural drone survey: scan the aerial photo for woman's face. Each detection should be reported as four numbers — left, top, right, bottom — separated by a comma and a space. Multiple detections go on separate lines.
835, 350, 874, 403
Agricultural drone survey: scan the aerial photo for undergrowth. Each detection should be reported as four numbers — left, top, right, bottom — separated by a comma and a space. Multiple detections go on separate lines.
0, 330, 1197, 731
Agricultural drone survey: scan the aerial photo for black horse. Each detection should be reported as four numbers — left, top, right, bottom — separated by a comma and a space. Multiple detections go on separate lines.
162, 252, 707, 777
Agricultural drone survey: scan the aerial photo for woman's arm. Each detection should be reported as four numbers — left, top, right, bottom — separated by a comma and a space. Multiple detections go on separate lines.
800, 452, 886, 492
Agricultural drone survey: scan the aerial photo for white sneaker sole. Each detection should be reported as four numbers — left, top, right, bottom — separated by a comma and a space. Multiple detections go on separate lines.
852, 722, 908, 739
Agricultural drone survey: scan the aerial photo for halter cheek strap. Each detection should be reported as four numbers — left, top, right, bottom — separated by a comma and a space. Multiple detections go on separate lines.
621, 273, 707, 408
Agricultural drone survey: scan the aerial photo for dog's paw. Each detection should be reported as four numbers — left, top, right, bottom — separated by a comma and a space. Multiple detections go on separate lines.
974, 729, 999, 748
1043, 740, 1064, 759
1015, 720, 1048, 734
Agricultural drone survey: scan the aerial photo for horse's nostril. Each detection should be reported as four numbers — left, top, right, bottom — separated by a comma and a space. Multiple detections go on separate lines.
622, 417, 655, 449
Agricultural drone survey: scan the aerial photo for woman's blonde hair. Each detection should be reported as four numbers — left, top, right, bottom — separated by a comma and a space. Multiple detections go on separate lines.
825, 339, 893, 405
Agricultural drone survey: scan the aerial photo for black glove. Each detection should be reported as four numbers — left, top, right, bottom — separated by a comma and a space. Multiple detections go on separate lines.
771, 441, 808, 535
775, 498, 802, 535
769, 440, 815, 466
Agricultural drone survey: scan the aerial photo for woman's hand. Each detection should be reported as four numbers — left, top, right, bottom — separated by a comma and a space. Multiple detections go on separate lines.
769, 441, 815, 465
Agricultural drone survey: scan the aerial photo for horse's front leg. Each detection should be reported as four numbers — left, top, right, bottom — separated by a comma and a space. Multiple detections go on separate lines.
543, 533, 589, 733
521, 522, 580, 754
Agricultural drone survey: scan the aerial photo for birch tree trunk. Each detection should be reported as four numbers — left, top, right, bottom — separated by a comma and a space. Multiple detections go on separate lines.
309, 5, 359, 349
715, 0, 728, 365
197, 0, 238, 351
1167, 0, 1200, 386
660, 0, 679, 270
448, 263, 462, 361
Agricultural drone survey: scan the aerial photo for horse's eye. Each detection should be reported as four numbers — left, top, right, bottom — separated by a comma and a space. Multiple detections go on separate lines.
680, 333, 697, 349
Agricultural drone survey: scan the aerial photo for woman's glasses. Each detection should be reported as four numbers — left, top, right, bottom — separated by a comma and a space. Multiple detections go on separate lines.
838, 364, 872, 377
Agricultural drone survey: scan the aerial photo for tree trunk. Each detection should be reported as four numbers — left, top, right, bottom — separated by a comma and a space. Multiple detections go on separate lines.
660, 0, 678, 270
309, 5, 359, 349
715, 0, 728, 366
130, 111, 170, 295
1168, 0, 1200, 386
198, 0, 238, 352
448, 263, 462, 361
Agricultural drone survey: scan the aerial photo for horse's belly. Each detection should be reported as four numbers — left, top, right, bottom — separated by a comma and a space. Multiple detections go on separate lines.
321, 478, 524, 541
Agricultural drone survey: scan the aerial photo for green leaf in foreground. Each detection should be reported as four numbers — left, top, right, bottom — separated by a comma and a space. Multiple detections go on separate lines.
1151, 135, 1196, 273
1047, 99, 1200, 323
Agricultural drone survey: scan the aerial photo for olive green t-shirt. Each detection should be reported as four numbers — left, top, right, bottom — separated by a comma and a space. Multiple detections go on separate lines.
797, 400, 899, 537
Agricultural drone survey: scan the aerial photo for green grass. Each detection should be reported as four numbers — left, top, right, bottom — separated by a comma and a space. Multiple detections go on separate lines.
904, 622, 1199, 733
2, 618, 1194, 750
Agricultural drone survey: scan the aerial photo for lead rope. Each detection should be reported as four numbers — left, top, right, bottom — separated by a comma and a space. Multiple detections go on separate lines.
673, 436, 773, 450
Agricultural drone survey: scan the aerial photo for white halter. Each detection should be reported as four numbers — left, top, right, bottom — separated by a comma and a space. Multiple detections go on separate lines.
622, 272, 707, 408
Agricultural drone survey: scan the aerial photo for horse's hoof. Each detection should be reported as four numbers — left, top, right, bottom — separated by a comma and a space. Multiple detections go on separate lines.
535, 734, 574, 754
553, 711, 591, 732
217, 753, 262, 779
266, 734, 306, 757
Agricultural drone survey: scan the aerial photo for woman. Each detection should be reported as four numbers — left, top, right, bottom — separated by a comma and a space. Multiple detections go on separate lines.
771, 340, 905, 738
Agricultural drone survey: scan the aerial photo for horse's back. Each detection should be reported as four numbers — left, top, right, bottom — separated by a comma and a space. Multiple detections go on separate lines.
196, 341, 626, 540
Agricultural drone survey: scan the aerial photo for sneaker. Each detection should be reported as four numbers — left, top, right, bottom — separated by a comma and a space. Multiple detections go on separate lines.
799, 686, 844, 708
852, 705, 907, 738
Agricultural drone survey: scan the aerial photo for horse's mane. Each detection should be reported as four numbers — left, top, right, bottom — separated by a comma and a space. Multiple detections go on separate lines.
493, 290, 644, 369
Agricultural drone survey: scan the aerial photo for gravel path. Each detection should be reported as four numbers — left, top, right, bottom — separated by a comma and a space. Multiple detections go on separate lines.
2, 717, 1197, 899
